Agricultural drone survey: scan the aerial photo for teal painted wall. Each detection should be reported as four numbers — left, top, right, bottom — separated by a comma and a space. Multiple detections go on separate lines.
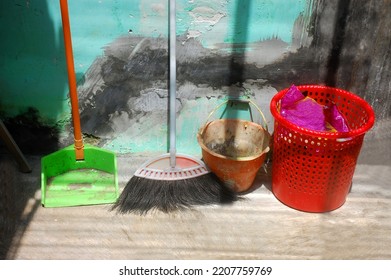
1, 0, 310, 155
1, 0, 307, 122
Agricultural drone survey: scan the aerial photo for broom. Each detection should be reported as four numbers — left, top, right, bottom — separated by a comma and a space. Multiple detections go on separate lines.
111, 0, 238, 214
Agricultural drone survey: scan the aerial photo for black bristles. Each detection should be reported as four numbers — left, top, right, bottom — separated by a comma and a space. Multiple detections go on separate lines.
111, 173, 239, 215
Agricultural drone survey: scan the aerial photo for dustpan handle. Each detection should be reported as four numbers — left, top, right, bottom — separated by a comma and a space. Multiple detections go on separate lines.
60, 0, 84, 160
169, 0, 176, 168
200, 99, 269, 136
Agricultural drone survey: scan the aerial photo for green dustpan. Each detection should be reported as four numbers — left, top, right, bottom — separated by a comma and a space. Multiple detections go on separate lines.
41, 144, 118, 207
41, 0, 118, 207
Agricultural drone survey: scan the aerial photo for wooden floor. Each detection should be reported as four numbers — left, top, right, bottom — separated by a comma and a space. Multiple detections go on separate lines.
1, 125, 391, 260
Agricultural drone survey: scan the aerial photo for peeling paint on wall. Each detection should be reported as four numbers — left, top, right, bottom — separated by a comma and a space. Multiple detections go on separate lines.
2, 0, 389, 157
0, 0, 309, 127
73, 35, 280, 155
178, 0, 308, 50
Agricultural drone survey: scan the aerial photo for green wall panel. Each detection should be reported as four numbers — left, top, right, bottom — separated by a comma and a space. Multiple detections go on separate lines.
0, 0, 309, 154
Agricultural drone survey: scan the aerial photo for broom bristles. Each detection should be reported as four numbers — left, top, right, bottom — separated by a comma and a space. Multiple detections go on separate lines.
111, 173, 239, 215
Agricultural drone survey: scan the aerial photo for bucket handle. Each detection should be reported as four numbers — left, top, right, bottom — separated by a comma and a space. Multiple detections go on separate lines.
200, 99, 269, 136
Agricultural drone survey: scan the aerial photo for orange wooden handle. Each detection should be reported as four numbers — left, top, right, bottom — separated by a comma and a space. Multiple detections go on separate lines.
59, 0, 84, 160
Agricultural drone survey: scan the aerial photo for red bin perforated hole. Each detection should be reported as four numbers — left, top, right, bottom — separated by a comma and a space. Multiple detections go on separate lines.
270, 85, 375, 212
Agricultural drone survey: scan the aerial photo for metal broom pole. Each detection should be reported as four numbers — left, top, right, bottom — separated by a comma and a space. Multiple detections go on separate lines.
169, 0, 177, 169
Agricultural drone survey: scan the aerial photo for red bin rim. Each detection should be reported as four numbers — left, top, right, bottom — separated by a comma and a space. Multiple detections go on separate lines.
270, 85, 375, 139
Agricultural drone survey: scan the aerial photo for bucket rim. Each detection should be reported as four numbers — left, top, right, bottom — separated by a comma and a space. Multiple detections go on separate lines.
270, 85, 375, 139
197, 119, 271, 162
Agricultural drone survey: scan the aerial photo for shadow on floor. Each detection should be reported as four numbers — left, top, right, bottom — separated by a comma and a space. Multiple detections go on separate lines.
0, 153, 41, 259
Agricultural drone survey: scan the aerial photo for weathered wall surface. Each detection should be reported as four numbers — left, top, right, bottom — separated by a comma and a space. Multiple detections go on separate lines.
0, 0, 389, 156
311, 0, 391, 120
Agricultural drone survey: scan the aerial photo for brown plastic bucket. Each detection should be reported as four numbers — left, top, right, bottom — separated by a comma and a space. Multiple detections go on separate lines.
197, 100, 271, 192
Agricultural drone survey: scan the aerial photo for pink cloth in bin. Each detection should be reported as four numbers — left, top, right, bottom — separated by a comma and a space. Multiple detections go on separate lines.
280, 85, 349, 132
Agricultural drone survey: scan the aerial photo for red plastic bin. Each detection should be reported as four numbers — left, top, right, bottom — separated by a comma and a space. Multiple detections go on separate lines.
270, 85, 375, 212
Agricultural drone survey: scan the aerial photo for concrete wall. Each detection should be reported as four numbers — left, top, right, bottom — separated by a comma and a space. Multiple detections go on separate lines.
1, 0, 389, 156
